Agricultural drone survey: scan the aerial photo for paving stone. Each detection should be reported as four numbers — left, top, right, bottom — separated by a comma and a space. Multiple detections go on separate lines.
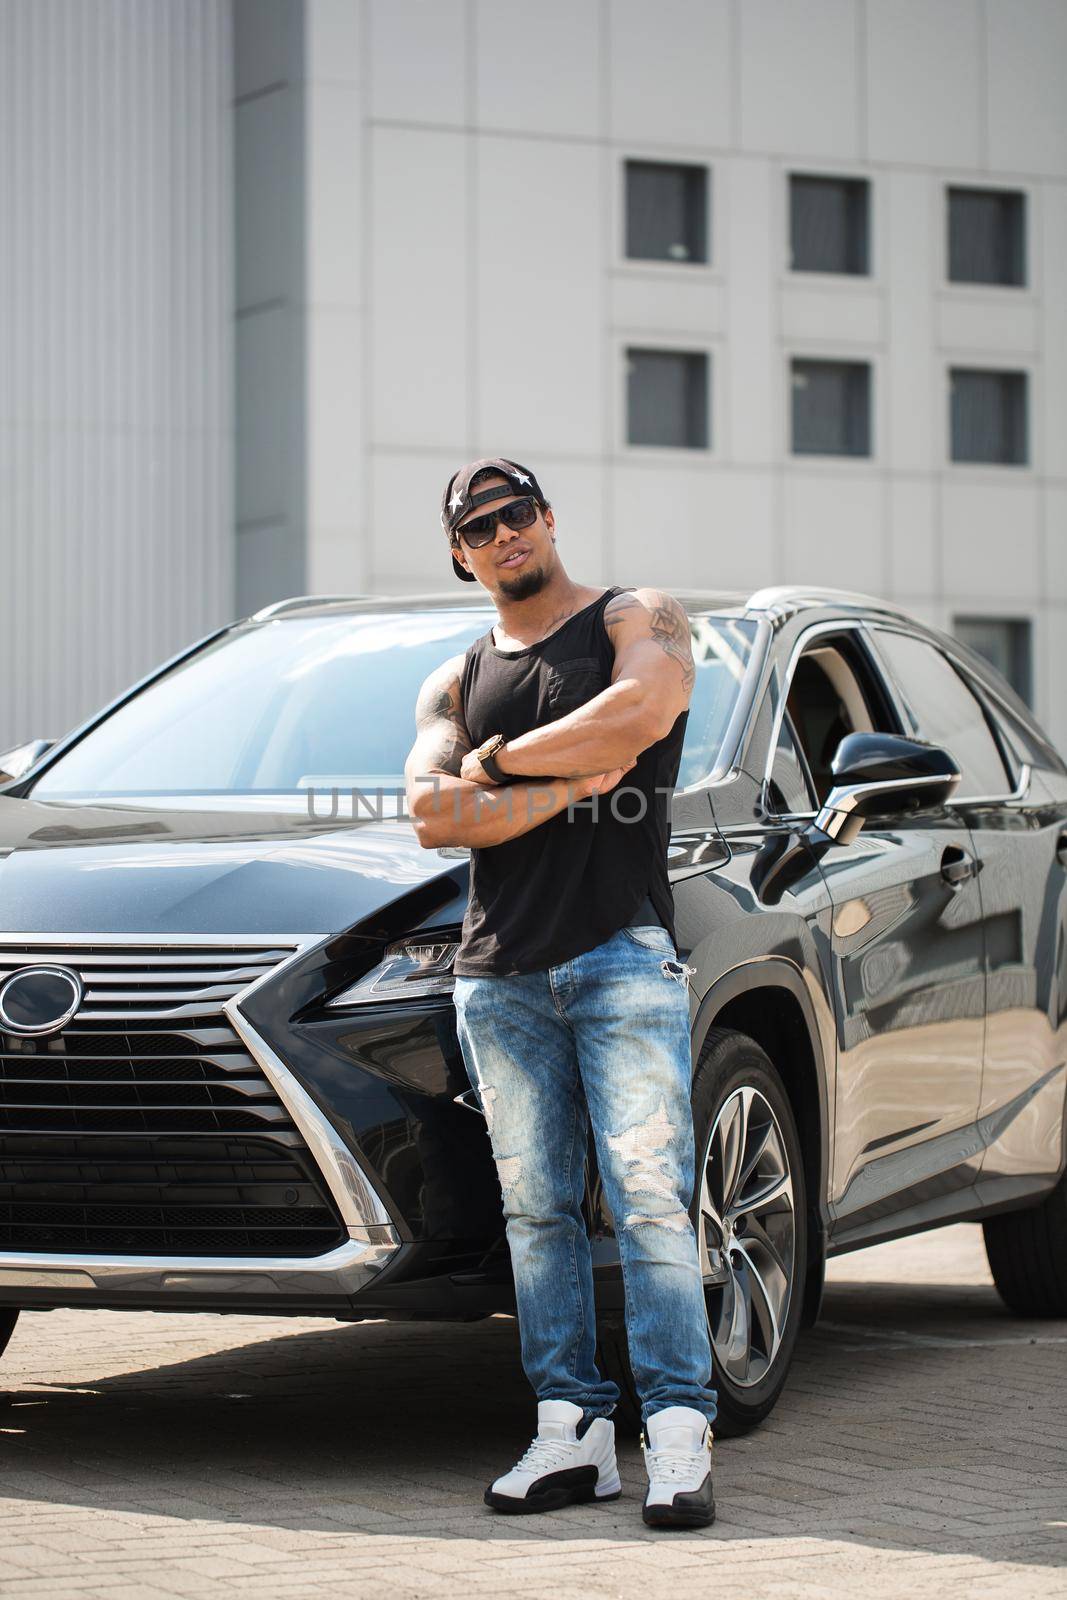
0, 1225, 1063, 1598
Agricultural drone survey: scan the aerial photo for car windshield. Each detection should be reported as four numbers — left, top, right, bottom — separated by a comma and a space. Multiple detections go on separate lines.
28, 609, 758, 804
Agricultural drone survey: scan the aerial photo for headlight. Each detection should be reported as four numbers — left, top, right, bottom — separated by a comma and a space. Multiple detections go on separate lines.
326, 936, 459, 1006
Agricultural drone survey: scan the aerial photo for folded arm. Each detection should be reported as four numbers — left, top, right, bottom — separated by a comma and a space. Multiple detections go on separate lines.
405, 654, 622, 849
482, 588, 694, 781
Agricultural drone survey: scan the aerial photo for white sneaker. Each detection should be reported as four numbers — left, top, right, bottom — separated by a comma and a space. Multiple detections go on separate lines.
641, 1405, 715, 1528
485, 1399, 622, 1514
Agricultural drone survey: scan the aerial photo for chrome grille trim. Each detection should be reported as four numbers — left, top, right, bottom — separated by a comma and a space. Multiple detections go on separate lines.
0, 940, 300, 1022
225, 977, 397, 1238
0, 933, 401, 1269
0, 939, 303, 1140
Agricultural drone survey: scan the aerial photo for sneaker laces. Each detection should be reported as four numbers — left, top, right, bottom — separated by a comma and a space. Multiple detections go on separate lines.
645, 1446, 709, 1484
514, 1436, 576, 1475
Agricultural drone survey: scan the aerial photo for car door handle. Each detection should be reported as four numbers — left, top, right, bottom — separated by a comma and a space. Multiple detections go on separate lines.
1057, 830, 1067, 867
941, 845, 979, 886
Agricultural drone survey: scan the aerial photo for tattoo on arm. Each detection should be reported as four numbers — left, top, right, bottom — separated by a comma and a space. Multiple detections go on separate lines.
603, 592, 641, 633
413, 664, 473, 777
646, 592, 695, 695
607, 589, 695, 696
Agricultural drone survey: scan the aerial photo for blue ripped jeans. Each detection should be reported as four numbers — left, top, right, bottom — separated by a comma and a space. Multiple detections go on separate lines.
452, 923, 717, 1429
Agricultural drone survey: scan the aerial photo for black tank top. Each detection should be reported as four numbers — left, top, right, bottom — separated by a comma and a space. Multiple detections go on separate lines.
454, 585, 687, 977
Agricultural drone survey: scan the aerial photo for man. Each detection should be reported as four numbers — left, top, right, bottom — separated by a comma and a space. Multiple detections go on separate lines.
404, 457, 717, 1529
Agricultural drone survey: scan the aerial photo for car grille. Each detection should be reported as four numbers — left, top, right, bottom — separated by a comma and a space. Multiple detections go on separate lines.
0, 941, 347, 1257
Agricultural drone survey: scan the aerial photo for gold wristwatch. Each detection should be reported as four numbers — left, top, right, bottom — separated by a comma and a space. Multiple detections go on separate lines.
474, 733, 514, 785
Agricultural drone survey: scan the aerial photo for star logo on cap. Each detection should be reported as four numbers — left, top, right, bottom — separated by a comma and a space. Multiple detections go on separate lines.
511, 471, 531, 486
449, 489, 464, 514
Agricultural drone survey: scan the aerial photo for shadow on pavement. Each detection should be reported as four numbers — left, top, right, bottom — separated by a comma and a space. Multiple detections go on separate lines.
0, 1265, 1065, 1565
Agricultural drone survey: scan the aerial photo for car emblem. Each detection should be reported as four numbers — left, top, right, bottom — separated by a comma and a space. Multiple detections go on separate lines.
0, 964, 84, 1036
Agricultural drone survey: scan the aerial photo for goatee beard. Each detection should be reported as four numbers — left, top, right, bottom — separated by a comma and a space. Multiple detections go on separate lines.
498, 562, 549, 601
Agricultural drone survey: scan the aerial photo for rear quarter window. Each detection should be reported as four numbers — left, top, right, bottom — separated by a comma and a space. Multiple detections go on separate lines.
870, 628, 1011, 798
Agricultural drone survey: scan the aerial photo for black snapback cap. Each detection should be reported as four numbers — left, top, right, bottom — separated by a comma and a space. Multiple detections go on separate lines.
440, 457, 548, 582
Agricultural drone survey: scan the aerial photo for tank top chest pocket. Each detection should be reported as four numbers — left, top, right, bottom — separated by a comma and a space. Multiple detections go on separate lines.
545, 655, 605, 718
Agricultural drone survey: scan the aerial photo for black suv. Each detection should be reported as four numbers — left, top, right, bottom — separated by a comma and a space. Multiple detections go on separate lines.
1, 586, 1064, 1434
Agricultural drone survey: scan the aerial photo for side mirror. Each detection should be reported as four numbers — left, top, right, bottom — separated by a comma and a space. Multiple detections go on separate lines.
754, 732, 960, 906
0, 738, 56, 784
814, 731, 961, 845
755, 732, 966, 908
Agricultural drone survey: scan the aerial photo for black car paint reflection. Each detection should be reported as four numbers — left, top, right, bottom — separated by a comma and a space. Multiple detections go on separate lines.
0, 591, 1065, 1329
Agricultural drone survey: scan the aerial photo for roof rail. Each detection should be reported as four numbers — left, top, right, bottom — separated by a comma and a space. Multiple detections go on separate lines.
250, 594, 369, 621
746, 585, 913, 622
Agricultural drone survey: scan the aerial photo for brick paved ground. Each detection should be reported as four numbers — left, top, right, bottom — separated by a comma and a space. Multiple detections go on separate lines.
0, 1223, 1064, 1600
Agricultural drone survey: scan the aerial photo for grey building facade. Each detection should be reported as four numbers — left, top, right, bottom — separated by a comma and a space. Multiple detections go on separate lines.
4, 0, 1067, 752
1, 0, 233, 753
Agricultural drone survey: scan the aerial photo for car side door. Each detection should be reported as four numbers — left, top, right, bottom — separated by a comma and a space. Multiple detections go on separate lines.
877, 638, 1067, 1210
775, 622, 985, 1247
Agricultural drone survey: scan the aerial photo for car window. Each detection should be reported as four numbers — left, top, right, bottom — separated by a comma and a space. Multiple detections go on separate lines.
29, 610, 758, 801
784, 636, 891, 806
767, 710, 815, 814
947, 639, 1065, 776
870, 628, 1011, 798
948, 666, 1025, 788
676, 617, 760, 787
981, 695, 1058, 781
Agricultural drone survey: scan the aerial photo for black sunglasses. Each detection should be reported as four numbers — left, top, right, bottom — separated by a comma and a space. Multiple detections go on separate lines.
454, 496, 539, 549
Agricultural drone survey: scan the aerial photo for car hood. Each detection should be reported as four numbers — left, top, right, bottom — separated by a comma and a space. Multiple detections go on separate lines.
0, 795, 467, 937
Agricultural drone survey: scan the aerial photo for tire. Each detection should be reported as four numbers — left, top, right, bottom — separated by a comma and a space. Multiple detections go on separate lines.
983, 1169, 1067, 1316
598, 1028, 808, 1438
0, 1310, 18, 1362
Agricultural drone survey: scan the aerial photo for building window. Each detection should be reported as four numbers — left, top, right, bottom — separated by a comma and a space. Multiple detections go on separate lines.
626, 349, 709, 449
950, 369, 1028, 465
789, 175, 869, 274
948, 187, 1026, 287
953, 617, 1033, 706
625, 160, 708, 264
791, 360, 871, 457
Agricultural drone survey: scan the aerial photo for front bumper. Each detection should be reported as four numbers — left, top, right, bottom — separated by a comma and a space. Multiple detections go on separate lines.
0, 1229, 400, 1315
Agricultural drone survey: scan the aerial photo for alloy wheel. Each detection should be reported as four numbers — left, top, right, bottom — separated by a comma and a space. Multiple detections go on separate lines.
697, 1084, 796, 1388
